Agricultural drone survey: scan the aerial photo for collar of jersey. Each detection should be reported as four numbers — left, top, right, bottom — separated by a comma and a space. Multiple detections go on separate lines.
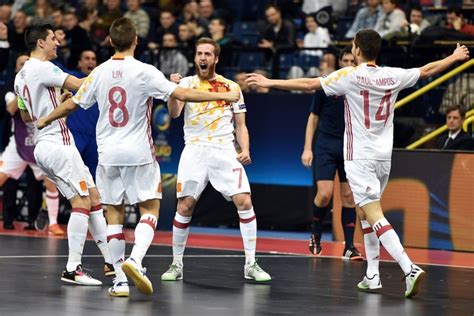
111, 55, 132, 60
365, 63, 378, 68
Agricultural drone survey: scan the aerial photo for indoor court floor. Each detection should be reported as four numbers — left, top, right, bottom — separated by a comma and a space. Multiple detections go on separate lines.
0, 226, 473, 316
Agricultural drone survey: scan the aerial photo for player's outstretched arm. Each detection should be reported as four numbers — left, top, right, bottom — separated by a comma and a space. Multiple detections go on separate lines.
419, 43, 470, 79
63, 75, 85, 91
245, 73, 322, 92
36, 97, 78, 129
171, 86, 240, 103
235, 113, 251, 165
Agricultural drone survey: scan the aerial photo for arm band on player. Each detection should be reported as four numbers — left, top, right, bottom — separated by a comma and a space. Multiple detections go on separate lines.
17, 96, 27, 110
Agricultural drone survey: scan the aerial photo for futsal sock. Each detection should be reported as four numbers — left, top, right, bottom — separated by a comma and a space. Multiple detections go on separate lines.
130, 214, 158, 265
45, 190, 59, 225
89, 205, 112, 264
341, 207, 356, 247
66, 208, 89, 271
361, 220, 380, 277
107, 224, 126, 281
171, 212, 192, 265
238, 208, 257, 265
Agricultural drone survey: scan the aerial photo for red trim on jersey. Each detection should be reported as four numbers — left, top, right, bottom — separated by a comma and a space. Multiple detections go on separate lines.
173, 219, 190, 229
51, 88, 72, 145
71, 207, 90, 216
344, 97, 354, 160
107, 233, 125, 242
48, 87, 70, 145
239, 215, 256, 224
366, 63, 377, 68
146, 97, 153, 152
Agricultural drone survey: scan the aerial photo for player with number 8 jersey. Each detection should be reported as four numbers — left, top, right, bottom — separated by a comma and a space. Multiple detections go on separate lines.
37, 18, 240, 297
246, 29, 469, 298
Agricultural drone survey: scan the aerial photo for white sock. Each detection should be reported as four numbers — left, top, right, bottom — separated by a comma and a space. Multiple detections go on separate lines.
172, 212, 192, 266
130, 214, 157, 265
66, 208, 89, 271
88, 205, 112, 264
107, 224, 127, 281
361, 220, 380, 278
238, 208, 257, 265
45, 190, 59, 225
374, 218, 413, 275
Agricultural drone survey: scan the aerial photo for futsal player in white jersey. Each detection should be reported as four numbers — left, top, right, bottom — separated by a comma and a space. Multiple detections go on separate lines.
160, 37, 271, 283
37, 18, 240, 297
246, 29, 469, 298
14, 24, 113, 286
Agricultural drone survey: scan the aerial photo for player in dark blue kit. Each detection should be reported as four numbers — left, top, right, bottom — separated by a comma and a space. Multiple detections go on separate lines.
66, 50, 99, 178
301, 47, 363, 260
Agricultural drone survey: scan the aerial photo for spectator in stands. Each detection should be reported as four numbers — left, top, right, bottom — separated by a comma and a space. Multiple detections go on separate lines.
78, 4, 99, 33
234, 72, 251, 93
7, 10, 28, 55
124, 0, 150, 40
0, 22, 8, 72
208, 17, 232, 70
198, 0, 216, 25
302, 0, 348, 18
29, 0, 53, 25
440, 73, 474, 116
159, 32, 190, 78
401, 5, 430, 35
155, 10, 180, 46
299, 14, 331, 57
345, 0, 382, 39
436, 105, 474, 150
93, 0, 122, 45
0, 4, 11, 24
374, 0, 406, 39
446, 5, 474, 37
63, 11, 93, 69
177, 22, 196, 62
258, 4, 295, 51
51, 6, 64, 29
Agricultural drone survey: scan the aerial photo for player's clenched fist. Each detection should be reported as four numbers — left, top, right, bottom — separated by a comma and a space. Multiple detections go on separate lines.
237, 150, 251, 165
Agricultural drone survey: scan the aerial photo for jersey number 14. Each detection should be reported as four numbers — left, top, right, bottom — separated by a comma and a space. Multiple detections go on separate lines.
360, 89, 392, 129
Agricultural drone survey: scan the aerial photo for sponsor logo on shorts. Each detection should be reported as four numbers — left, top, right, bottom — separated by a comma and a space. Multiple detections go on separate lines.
79, 180, 87, 192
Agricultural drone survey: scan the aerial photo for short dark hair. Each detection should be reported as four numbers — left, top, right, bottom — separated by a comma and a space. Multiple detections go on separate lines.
446, 105, 465, 118
265, 4, 280, 13
195, 37, 220, 57
339, 46, 353, 60
447, 5, 463, 17
24, 24, 54, 52
211, 18, 227, 33
109, 17, 136, 52
354, 29, 381, 61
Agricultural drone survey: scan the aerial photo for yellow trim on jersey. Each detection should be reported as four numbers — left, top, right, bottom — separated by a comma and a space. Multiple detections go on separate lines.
322, 66, 358, 86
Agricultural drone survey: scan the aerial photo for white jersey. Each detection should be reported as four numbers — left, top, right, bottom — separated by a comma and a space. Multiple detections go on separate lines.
321, 63, 420, 160
179, 74, 246, 149
72, 56, 177, 166
14, 58, 73, 145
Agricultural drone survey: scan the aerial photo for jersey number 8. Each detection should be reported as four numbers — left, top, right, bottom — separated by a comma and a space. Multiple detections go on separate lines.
108, 86, 129, 127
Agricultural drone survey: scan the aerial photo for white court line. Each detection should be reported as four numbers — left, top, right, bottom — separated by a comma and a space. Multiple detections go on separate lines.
0, 254, 472, 269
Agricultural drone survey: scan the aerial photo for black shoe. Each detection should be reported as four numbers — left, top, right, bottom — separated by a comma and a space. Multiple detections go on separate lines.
343, 246, 364, 261
24, 224, 36, 230
34, 209, 49, 231
104, 262, 116, 277
3, 222, 14, 230
309, 234, 322, 255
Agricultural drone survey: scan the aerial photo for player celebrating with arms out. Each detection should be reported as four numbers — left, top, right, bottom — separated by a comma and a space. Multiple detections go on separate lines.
246, 29, 469, 298
36, 18, 240, 297
160, 37, 271, 283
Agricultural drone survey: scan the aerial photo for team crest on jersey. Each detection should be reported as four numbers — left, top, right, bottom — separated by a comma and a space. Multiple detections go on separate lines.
52, 66, 62, 75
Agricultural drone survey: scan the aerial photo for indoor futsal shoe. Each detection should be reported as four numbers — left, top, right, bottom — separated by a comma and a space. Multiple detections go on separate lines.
342, 246, 364, 261
48, 223, 65, 235
122, 258, 153, 295
161, 263, 184, 281
61, 264, 102, 286
309, 234, 322, 256
34, 209, 49, 231
244, 261, 271, 282
357, 274, 382, 291
108, 279, 129, 297
404, 264, 426, 298
104, 262, 116, 277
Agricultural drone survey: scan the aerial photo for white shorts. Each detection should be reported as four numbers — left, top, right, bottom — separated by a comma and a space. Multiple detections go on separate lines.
34, 142, 94, 200
177, 145, 251, 201
96, 161, 162, 205
344, 159, 391, 207
0, 137, 44, 180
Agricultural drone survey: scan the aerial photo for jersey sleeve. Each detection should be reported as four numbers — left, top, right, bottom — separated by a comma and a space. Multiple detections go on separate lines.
396, 68, 420, 90
320, 67, 354, 96
40, 61, 69, 88
310, 90, 325, 115
145, 65, 178, 101
231, 83, 246, 114
72, 69, 98, 109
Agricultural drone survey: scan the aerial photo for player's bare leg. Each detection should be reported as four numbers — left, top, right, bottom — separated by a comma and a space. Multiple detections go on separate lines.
360, 202, 425, 298
0, 172, 9, 187
340, 182, 363, 260
161, 196, 196, 281
106, 203, 129, 297
122, 198, 159, 295
87, 187, 113, 277
232, 193, 271, 282
60, 194, 102, 286
40, 179, 64, 235
310, 180, 333, 255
